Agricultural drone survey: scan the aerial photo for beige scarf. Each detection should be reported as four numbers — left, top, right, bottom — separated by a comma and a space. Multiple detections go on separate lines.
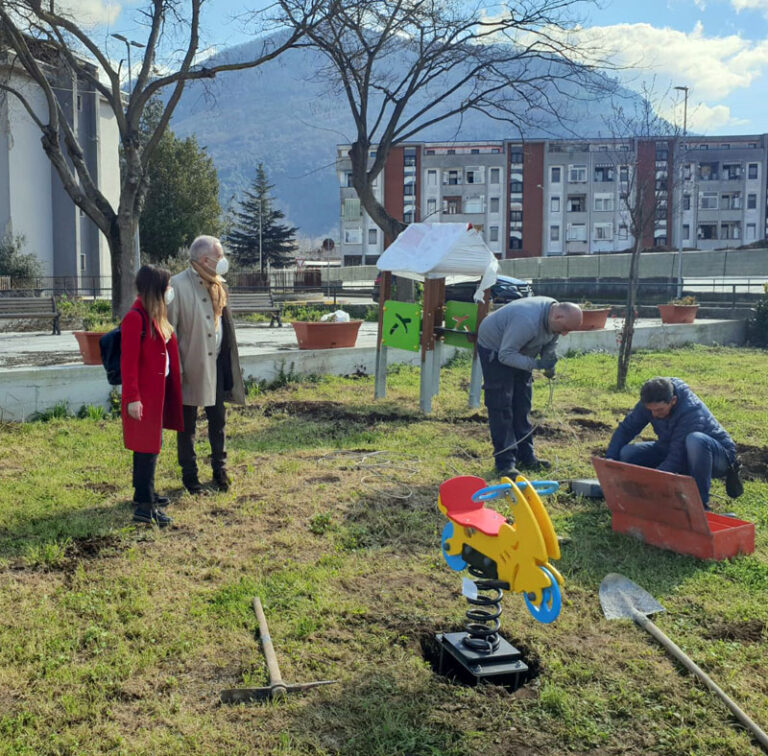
191, 260, 227, 326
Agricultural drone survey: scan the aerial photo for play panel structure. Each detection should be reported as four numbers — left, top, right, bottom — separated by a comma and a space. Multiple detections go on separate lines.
592, 457, 755, 561
436, 473, 563, 688
374, 222, 499, 412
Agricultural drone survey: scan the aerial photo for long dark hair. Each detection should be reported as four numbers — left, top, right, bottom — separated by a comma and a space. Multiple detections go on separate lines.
135, 265, 172, 339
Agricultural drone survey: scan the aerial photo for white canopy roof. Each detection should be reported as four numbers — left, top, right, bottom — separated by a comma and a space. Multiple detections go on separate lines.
376, 222, 499, 303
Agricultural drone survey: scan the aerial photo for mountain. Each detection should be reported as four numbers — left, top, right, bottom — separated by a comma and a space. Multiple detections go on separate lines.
169, 38, 631, 239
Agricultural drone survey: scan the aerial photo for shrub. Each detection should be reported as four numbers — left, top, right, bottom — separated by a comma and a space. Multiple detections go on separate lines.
0, 235, 42, 286
746, 293, 768, 347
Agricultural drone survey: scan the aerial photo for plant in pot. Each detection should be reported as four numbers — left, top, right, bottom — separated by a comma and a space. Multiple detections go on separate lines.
73, 313, 115, 365
291, 309, 363, 350
575, 301, 612, 331
658, 295, 698, 324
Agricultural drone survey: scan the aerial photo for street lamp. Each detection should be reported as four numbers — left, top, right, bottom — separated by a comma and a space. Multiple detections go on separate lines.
111, 33, 145, 94
674, 85, 689, 298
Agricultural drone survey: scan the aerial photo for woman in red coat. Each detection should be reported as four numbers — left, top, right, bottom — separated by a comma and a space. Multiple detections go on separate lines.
121, 265, 184, 526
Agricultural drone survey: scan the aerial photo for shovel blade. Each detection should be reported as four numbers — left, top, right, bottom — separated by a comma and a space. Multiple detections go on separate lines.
599, 573, 666, 621
220, 686, 272, 704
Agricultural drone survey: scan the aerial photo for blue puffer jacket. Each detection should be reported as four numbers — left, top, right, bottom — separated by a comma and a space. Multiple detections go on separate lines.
606, 378, 736, 473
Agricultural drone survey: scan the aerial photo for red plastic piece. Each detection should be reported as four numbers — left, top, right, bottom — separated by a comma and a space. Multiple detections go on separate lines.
438, 476, 506, 536
592, 457, 754, 561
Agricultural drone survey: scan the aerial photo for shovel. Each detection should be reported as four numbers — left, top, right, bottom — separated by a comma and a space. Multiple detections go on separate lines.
220, 597, 338, 704
600, 573, 768, 753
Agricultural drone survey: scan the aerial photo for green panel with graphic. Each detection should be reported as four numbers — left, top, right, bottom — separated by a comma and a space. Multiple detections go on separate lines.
443, 300, 479, 348
381, 300, 422, 352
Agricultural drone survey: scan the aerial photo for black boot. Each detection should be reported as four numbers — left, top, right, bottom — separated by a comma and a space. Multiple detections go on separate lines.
725, 460, 744, 499
212, 469, 231, 492
183, 476, 204, 495
133, 506, 172, 527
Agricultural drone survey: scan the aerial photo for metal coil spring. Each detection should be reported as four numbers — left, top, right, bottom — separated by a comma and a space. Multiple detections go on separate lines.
462, 566, 505, 654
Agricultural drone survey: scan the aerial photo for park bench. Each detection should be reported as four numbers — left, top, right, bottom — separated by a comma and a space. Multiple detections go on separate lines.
228, 291, 283, 327
0, 295, 61, 334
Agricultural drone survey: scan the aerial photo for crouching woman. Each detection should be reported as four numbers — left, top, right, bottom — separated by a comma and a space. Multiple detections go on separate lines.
121, 265, 184, 526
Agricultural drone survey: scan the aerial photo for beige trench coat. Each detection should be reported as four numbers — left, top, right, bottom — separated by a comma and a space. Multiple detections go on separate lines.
167, 267, 246, 407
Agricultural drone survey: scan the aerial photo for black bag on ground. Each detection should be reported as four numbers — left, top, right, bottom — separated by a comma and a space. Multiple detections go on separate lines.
100, 308, 146, 385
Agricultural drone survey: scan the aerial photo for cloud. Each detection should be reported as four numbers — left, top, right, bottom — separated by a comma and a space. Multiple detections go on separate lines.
731, 0, 768, 13
57, 0, 121, 26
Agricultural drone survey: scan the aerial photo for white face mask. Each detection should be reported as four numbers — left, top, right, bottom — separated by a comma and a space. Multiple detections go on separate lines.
215, 256, 229, 275
164, 287, 175, 305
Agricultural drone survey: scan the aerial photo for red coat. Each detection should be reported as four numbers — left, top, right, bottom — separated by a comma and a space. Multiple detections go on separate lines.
121, 298, 184, 453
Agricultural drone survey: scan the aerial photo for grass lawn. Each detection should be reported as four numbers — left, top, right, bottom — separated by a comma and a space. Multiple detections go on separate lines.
1, 345, 766, 755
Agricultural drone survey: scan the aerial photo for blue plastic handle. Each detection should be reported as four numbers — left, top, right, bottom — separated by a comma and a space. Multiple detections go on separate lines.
523, 566, 562, 624
515, 480, 560, 496
471, 483, 511, 503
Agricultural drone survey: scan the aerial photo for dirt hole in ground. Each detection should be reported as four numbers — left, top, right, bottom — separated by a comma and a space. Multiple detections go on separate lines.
260, 400, 414, 425
571, 418, 612, 431
420, 630, 540, 693
65, 534, 121, 561
704, 618, 766, 642
736, 443, 768, 480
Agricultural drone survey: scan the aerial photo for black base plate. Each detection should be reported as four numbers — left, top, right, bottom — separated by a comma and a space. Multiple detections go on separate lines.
436, 632, 529, 689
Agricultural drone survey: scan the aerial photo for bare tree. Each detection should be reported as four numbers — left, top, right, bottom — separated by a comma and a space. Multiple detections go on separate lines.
604, 93, 680, 389
279, 0, 615, 244
0, 0, 321, 314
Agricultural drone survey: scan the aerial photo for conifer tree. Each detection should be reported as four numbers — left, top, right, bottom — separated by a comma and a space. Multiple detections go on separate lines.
226, 164, 297, 271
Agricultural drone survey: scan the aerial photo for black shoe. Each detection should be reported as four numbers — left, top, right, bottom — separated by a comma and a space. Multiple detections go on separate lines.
154, 494, 170, 507
725, 460, 744, 499
133, 507, 172, 527
497, 466, 520, 479
183, 477, 204, 495
518, 458, 552, 472
212, 470, 231, 492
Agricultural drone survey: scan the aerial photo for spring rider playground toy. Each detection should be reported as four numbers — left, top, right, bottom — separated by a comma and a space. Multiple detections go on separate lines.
436, 474, 563, 688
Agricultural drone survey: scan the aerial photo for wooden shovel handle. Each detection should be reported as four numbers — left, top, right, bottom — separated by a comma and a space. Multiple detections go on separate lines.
633, 608, 768, 752
253, 597, 286, 695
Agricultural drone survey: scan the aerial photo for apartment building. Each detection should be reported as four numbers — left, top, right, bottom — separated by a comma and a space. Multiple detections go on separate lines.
337, 134, 768, 263
0, 43, 119, 284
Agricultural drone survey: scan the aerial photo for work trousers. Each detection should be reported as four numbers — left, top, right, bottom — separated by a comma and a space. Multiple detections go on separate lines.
177, 353, 227, 483
618, 431, 731, 509
478, 345, 534, 472
133, 451, 159, 505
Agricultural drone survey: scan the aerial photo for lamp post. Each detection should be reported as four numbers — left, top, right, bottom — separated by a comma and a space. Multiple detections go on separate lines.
111, 34, 146, 274
674, 85, 689, 298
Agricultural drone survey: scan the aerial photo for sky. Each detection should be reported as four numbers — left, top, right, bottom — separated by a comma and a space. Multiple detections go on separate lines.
88, 0, 768, 136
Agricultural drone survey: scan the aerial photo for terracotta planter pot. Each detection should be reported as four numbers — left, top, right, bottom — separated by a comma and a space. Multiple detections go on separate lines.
73, 330, 108, 365
291, 320, 362, 349
658, 304, 699, 324
575, 308, 611, 331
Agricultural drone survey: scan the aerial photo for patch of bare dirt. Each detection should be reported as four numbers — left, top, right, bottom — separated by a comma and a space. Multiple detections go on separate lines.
703, 618, 766, 642
258, 400, 416, 425
736, 443, 768, 479
64, 534, 122, 561
569, 407, 595, 415
571, 418, 612, 431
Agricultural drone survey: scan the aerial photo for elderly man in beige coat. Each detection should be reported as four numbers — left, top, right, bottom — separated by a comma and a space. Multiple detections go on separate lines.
167, 235, 245, 493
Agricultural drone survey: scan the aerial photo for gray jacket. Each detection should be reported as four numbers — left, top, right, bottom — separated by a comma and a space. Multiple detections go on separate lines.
167, 267, 246, 407
477, 296, 558, 371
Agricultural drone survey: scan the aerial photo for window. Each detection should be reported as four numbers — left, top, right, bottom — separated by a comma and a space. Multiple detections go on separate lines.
77, 95, 83, 111
748, 193, 757, 210
368, 228, 377, 245
567, 223, 586, 241
551, 196, 560, 213
567, 195, 585, 212
550, 225, 560, 242
80, 253, 86, 271
489, 226, 499, 242
466, 170, 476, 184
700, 192, 718, 210
655, 206, 667, 221
551, 166, 562, 183
427, 198, 437, 216
698, 224, 718, 240
509, 211, 523, 223
403, 183, 415, 196
747, 223, 757, 241
443, 196, 461, 214
471, 148, 480, 155
722, 162, 742, 180
594, 165, 614, 182
619, 165, 629, 184
594, 193, 614, 212
568, 164, 587, 182
427, 170, 437, 186
683, 194, 691, 211
721, 192, 742, 210
344, 172, 354, 187
344, 227, 362, 244
618, 223, 628, 240
510, 237, 522, 250
403, 211, 414, 224
682, 224, 690, 241
447, 170, 460, 185
490, 197, 500, 213
654, 236, 667, 247
490, 168, 501, 184
510, 180, 523, 193
404, 155, 416, 167
369, 150, 377, 158
699, 162, 718, 181
425, 149, 435, 155
748, 163, 759, 180
509, 150, 523, 164
721, 222, 741, 240
683, 164, 692, 180
447, 149, 455, 155
343, 198, 361, 220
593, 222, 613, 241
464, 196, 483, 213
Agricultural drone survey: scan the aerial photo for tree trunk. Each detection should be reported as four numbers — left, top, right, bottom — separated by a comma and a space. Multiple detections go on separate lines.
109, 212, 139, 318
616, 242, 642, 389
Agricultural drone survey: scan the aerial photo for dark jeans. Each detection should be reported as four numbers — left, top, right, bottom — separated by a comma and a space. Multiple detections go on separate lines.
618, 431, 731, 508
478, 345, 534, 472
133, 451, 158, 505
177, 354, 227, 482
